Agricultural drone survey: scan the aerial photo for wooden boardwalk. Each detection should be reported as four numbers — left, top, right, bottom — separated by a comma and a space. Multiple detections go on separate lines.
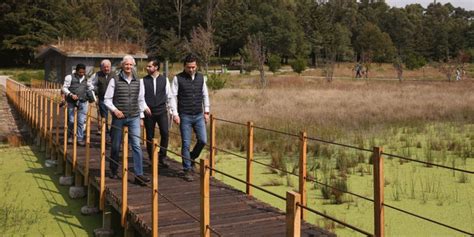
58, 123, 334, 236
5, 79, 335, 236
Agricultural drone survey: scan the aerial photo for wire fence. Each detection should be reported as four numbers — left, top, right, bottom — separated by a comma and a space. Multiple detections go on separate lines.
5, 78, 474, 237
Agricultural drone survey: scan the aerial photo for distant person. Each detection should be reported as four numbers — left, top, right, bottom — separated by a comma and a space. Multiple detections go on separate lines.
91, 59, 116, 140
170, 54, 210, 182
142, 58, 171, 168
62, 64, 93, 146
455, 68, 461, 81
104, 55, 149, 186
355, 63, 362, 79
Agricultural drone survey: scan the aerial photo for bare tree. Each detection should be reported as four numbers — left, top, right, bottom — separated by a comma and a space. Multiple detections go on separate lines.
205, 0, 220, 31
174, 0, 184, 38
242, 35, 266, 88
184, 26, 216, 73
393, 56, 403, 82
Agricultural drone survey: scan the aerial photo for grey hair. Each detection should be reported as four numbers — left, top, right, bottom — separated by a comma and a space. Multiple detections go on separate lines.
121, 55, 136, 65
100, 59, 112, 68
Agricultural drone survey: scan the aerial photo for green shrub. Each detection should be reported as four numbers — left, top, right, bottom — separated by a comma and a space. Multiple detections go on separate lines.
206, 73, 227, 90
290, 58, 307, 74
16, 73, 29, 82
405, 53, 427, 70
267, 54, 281, 73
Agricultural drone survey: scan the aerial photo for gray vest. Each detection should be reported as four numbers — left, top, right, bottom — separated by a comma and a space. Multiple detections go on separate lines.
66, 74, 87, 103
113, 72, 140, 118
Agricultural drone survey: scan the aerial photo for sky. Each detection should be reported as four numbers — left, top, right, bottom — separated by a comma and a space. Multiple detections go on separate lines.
385, 0, 474, 10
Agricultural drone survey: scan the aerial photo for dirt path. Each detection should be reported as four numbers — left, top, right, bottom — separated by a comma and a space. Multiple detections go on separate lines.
0, 76, 22, 144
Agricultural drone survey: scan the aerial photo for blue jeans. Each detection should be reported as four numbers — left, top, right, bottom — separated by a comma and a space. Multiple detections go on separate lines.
110, 116, 144, 176
179, 113, 207, 171
67, 101, 88, 141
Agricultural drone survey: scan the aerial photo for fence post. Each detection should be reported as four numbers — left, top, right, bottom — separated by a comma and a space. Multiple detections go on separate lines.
286, 191, 301, 237
299, 131, 307, 220
84, 105, 92, 185
246, 121, 254, 196
373, 147, 384, 237
49, 97, 54, 158
61, 105, 68, 175
72, 108, 78, 172
152, 138, 159, 237
42, 95, 48, 151
121, 126, 129, 227
39, 94, 43, 145
209, 114, 216, 176
200, 158, 210, 237
99, 118, 106, 211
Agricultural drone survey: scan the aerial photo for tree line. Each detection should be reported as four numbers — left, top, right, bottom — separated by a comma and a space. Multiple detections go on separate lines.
1, 0, 473, 70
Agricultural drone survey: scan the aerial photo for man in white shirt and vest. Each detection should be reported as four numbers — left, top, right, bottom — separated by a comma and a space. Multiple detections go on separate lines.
104, 55, 150, 186
170, 54, 210, 182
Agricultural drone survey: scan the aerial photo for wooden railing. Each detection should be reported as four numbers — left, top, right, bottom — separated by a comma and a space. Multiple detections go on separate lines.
5, 78, 473, 237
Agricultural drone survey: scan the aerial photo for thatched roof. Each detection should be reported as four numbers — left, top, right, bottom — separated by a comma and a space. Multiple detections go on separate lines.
36, 40, 147, 59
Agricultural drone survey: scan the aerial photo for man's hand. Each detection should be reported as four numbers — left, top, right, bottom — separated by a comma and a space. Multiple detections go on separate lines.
204, 113, 210, 124
173, 115, 180, 125
114, 109, 124, 119
70, 94, 79, 100
144, 108, 152, 117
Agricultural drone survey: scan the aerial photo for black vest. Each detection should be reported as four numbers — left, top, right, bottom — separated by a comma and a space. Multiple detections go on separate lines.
143, 74, 167, 115
113, 71, 140, 118
66, 74, 87, 103
96, 71, 116, 100
176, 71, 204, 115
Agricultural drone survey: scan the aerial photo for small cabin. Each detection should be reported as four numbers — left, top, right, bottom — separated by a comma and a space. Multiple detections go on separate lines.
36, 41, 147, 83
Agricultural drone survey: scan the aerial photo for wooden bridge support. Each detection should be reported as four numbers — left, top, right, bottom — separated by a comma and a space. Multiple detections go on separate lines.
200, 158, 210, 237
246, 121, 254, 196
286, 191, 301, 237
299, 131, 307, 220
373, 147, 384, 237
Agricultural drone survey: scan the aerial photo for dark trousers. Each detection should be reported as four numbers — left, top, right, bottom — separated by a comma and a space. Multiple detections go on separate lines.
144, 112, 169, 161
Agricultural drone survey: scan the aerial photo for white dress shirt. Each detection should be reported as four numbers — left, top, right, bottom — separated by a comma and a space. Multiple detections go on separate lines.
103, 73, 147, 116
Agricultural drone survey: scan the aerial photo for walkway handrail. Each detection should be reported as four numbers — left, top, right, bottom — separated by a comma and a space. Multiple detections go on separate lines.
5, 78, 473, 237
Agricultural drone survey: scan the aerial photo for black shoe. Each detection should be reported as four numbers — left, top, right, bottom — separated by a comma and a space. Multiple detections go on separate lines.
109, 172, 119, 179
77, 140, 86, 146
159, 159, 169, 168
134, 175, 150, 186
182, 170, 194, 182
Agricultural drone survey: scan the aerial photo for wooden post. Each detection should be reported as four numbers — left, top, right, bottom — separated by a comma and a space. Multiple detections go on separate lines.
55, 100, 60, 156
246, 121, 254, 196
72, 108, 78, 171
121, 126, 129, 227
373, 147, 384, 237
39, 94, 43, 141
299, 131, 307, 220
200, 158, 210, 237
209, 114, 216, 176
286, 191, 301, 237
49, 97, 54, 157
152, 138, 159, 237
43, 96, 48, 139
60, 104, 68, 174
84, 105, 92, 185
99, 118, 106, 211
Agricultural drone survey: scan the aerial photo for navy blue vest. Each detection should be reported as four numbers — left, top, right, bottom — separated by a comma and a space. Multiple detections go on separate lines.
176, 71, 204, 115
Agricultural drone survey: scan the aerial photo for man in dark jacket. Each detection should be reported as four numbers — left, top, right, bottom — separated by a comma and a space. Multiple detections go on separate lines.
143, 59, 171, 168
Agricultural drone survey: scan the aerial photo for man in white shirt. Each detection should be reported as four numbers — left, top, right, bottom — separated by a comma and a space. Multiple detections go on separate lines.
103, 55, 150, 186
169, 54, 210, 182
62, 63, 93, 146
